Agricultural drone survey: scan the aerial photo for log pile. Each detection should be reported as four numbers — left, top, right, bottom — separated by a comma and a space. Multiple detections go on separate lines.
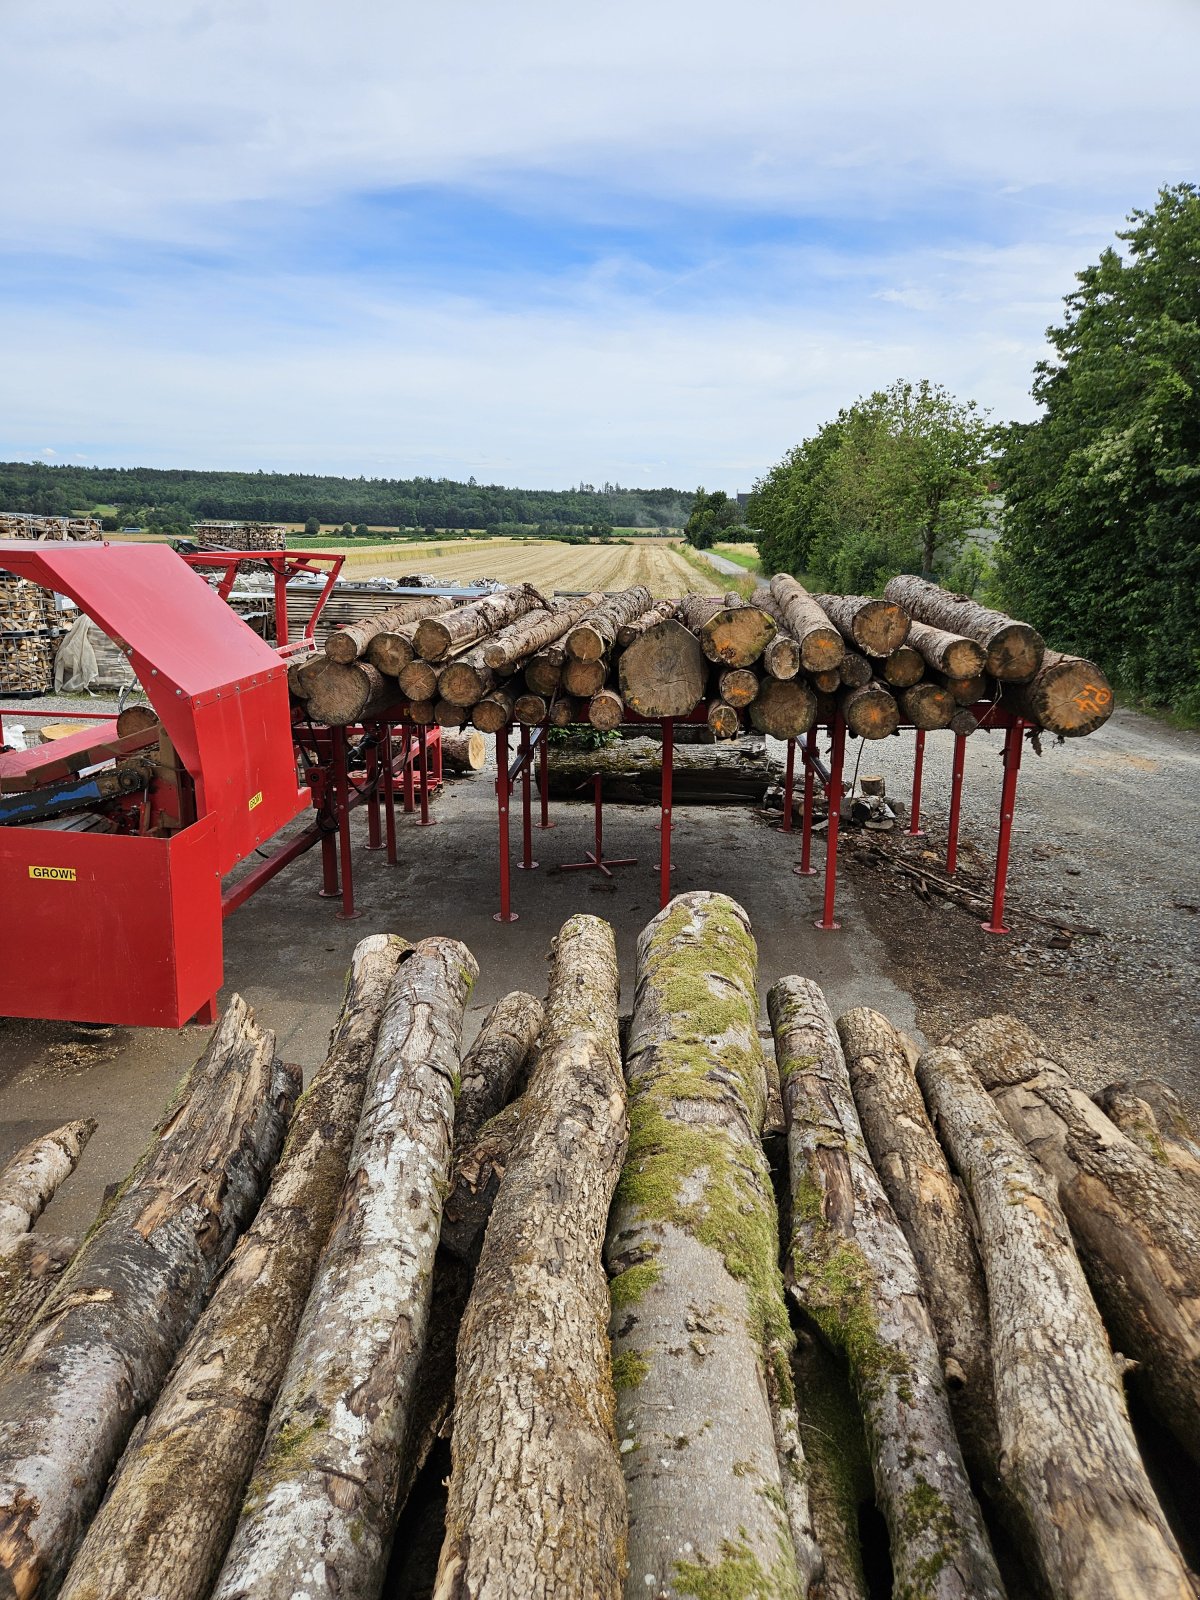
0, 513, 101, 542
289, 575, 1114, 744
195, 521, 289, 552
10, 912, 1193, 1598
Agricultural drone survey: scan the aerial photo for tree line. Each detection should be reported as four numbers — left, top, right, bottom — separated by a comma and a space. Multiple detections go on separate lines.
747, 183, 1199, 714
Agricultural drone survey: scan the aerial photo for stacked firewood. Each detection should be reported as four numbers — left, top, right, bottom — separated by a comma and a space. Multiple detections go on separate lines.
0, 513, 101, 542
292, 574, 1115, 744
0, 574, 59, 694
195, 520, 289, 552
2, 904, 1195, 1599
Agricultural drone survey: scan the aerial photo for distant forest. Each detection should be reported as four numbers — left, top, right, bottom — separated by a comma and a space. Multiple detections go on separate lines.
0, 462, 694, 531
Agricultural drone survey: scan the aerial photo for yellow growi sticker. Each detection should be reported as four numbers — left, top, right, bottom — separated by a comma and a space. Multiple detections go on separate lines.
248, 791, 263, 812
29, 865, 77, 882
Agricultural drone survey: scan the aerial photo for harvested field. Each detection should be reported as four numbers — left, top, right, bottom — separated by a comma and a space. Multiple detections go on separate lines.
335, 538, 723, 596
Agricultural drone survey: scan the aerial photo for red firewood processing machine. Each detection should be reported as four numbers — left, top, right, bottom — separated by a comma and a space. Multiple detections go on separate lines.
0, 540, 436, 1028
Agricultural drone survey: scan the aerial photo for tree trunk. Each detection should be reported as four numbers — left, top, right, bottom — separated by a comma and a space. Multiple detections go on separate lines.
434, 698, 469, 729
837, 651, 873, 689
618, 618, 707, 719
835, 1009, 1000, 1496
879, 644, 925, 687
58, 936, 408, 1600
769, 576, 844, 671
1093, 1079, 1200, 1185
763, 632, 801, 680
562, 655, 607, 697
524, 645, 564, 696
589, 689, 626, 731
769, 979, 1005, 1600
905, 619, 988, 680
706, 700, 739, 739
883, 576, 1045, 682
440, 730, 486, 773
0, 1238, 76, 1369
472, 687, 515, 733
548, 695, 584, 726
513, 690, 548, 725
617, 598, 678, 647
394, 993, 545, 1517
434, 916, 628, 1600
0, 1121, 95, 1242
809, 668, 842, 694
415, 584, 546, 662
326, 597, 458, 664
399, 657, 440, 702
697, 605, 777, 667
407, 697, 436, 725
841, 681, 900, 739
676, 595, 724, 633
902, 682, 956, 730
306, 660, 402, 726
288, 652, 330, 702
437, 643, 497, 707
482, 594, 602, 668
814, 595, 911, 657
950, 707, 980, 737
212, 937, 477, 1600
566, 588, 654, 661
948, 1015, 1200, 1466
367, 615, 436, 677
0, 997, 298, 1599
608, 894, 821, 1600
916, 1043, 1194, 1600
717, 667, 760, 707
1001, 650, 1115, 737
748, 676, 817, 738
935, 671, 987, 704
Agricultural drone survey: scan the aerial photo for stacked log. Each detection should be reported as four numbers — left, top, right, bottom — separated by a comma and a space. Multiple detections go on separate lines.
0, 1121, 95, 1365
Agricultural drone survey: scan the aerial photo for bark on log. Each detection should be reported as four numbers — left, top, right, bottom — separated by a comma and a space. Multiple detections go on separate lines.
835, 1009, 1000, 1496
415, 584, 545, 662
935, 671, 987, 705
769, 979, 1005, 1600
617, 598, 678, 647
114, 704, 160, 738
512, 690, 547, 725
440, 730, 486, 773
437, 642, 497, 707
212, 938, 477, 1600
769, 576, 844, 671
399, 658, 440, 702
706, 700, 739, 739
566, 588, 654, 662
917, 1042, 1194, 1600
814, 595, 911, 657
58, 936, 408, 1600
748, 676, 818, 738
697, 606, 776, 667
948, 1015, 1200, 1465
482, 594, 602, 668
0, 1237, 75, 1370
548, 695, 584, 727
472, 687, 515, 733
524, 645, 564, 696
902, 681, 956, 730
562, 655, 608, 698
949, 707, 980, 738
434, 698, 469, 729
434, 917, 628, 1600
589, 688, 626, 731
306, 660, 401, 726
1001, 650, 1115, 737
763, 632, 801, 680
841, 681, 900, 739
809, 668, 842, 695
618, 618, 707, 719
0, 996, 298, 1599
880, 644, 926, 688
884, 575, 1045, 682
367, 617, 424, 677
456, 991, 545, 1150
676, 595, 723, 634
717, 666, 760, 707
546, 738, 779, 804
608, 895, 821, 1599
326, 597, 458, 664
1093, 1080, 1200, 1185
905, 619, 988, 680
836, 651, 873, 689
0, 1121, 95, 1242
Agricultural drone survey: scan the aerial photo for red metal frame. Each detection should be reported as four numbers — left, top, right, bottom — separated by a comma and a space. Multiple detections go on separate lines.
180, 549, 345, 645
561, 771, 637, 878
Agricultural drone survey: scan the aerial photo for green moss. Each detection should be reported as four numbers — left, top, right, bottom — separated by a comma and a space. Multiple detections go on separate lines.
611, 1349, 650, 1390
264, 1412, 327, 1470
894, 1474, 960, 1600
674, 1534, 802, 1600
609, 1259, 661, 1309
793, 1227, 912, 1405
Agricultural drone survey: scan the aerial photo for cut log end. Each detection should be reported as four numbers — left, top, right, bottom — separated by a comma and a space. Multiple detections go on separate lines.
748, 677, 817, 739
842, 682, 901, 740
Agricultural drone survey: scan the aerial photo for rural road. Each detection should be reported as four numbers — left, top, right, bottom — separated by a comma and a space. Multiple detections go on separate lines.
696, 548, 747, 578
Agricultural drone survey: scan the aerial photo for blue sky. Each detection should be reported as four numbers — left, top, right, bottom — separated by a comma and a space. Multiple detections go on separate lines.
2, 0, 1197, 490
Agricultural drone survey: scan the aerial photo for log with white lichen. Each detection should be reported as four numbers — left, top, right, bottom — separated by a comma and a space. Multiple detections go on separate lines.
58, 935, 408, 1600
606, 894, 821, 1600
1093, 1079, 1200, 1185
770, 978, 1005, 1600
0, 1236, 76, 1369
917, 1042, 1194, 1600
482, 593, 603, 668
0, 1120, 95, 1242
617, 597, 679, 647
814, 595, 910, 658
618, 618, 707, 719
433, 918, 629, 1600
948, 1015, 1200, 1466
1001, 649, 1115, 736
326, 596, 459, 665
211, 937, 476, 1600
835, 1009, 1000, 1498
884, 575, 1045, 682
415, 584, 546, 662
0, 997, 298, 1600
769, 575, 845, 671
566, 588, 654, 661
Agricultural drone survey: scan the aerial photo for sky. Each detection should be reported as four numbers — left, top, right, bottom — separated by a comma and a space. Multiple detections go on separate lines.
1, 1, 1197, 492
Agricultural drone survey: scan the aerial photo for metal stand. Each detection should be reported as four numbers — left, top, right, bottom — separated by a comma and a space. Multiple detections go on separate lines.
776, 738, 796, 833
515, 725, 538, 869
983, 721, 1024, 935
561, 773, 636, 878
659, 718, 675, 907
815, 716, 845, 930
332, 729, 362, 921
946, 731, 967, 875
537, 726, 555, 829
794, 730, 818, 876
906, 728, 927, 838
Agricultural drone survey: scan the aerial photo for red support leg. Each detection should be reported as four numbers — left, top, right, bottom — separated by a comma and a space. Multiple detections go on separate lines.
494, 728, 517, 922
193, 996, 219, 1025
816, 716, 845, 930
516, 724, 539, 870
537, 723, 555, 829
659, 718, 674, 908
906, 728, 927, 838
561, 773, 636, 877
794, 730, 818, 877
383, 725, 398, 864
333, 728, 362, 921
415, 726, 436, 826
364, 732, 383, 850
946, 731, 967, 876
983, 721, 1024, 935
402, 732, 415, 813
318, 831, 339, 897
778, 738, 795, 834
